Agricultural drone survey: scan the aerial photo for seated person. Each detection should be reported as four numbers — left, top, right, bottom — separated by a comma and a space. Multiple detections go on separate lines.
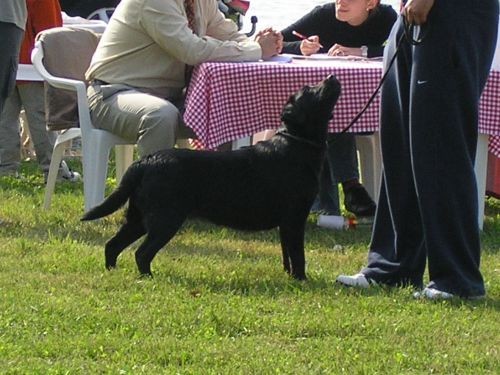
281, 0, 397, 217
85, 0, 281, 158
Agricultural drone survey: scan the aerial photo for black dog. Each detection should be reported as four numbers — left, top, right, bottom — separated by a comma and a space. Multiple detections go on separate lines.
82, 75, 341, 280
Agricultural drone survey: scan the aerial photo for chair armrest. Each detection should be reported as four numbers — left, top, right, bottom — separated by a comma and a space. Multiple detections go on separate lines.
32, 42, 87, 93
31, 41, 93, 131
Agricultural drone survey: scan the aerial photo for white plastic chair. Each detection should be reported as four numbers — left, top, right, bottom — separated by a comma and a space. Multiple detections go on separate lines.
355, 133, 382, 202
86, 7, 115, 23
31, 29, 135, 212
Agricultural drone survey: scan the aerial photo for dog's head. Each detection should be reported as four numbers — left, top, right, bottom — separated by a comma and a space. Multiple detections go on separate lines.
280, 75, 341, 145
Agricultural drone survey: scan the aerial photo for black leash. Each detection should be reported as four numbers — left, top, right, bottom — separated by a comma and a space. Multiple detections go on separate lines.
337, 18, 429, 135
275, 19, 429, 149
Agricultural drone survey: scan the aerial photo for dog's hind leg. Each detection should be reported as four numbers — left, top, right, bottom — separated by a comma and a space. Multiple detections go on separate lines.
105, 204, 146, 270
279, 219, 307, 280
105, 222, 146, 270
134, 212, 186, 277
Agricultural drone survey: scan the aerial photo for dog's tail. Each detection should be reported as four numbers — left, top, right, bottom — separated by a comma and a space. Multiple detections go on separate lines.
81, 164, 143, 221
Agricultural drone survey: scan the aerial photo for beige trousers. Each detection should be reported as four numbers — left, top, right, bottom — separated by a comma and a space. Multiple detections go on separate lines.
87, 82, 184, 157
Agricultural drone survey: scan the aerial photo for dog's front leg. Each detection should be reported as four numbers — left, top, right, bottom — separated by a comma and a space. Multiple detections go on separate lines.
281, 246, 291, 275
279, 220, 307, 280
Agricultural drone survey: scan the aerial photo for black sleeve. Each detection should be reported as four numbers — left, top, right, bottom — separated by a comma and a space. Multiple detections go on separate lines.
281, 41, 302, 55
366, 6, 398, 57
367, 46, 384, 58
280, 6, 324, 55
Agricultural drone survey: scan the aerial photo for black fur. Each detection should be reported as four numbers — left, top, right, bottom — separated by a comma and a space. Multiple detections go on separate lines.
82, 75, 341, 279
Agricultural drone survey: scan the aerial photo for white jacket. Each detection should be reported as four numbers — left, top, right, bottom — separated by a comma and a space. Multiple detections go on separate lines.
86, 0, 262, 90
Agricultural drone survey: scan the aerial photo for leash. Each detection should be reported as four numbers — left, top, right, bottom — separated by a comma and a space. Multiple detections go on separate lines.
336, 17, 429, 135
275, 19, 430, 149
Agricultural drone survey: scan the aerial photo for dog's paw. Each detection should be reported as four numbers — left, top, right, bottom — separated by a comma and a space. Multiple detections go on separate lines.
105, 261, 117, 270
292, 273, 307, 281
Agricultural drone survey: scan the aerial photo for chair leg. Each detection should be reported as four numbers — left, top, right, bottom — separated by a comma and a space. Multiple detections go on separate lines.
355, 133, 382, 201
176, 138, 191, 149
82, 140, 112, 212
474, 133, 488, 230
44, 139, 70, 210
115, 145, 134, 184
232, 136, 252, 150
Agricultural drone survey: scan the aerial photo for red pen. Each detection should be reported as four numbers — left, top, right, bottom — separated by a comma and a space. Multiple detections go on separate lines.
292, 30, 324, 48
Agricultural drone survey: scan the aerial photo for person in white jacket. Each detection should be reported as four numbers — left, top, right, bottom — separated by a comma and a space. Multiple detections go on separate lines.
86, 0, 281, 157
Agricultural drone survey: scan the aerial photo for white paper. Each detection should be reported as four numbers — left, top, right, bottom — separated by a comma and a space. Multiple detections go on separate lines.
285, 53, 382, 62
264, 54, 293, 63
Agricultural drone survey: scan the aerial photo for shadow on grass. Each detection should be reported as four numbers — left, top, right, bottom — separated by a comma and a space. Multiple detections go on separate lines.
124, 265, 500, 312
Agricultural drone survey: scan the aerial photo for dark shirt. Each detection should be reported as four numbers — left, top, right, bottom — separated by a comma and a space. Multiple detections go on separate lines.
281, 3, 397, 58
59, 0, 121, 17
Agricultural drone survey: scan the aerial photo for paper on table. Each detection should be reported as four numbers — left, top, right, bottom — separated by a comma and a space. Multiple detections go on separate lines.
284, 53, 382, 62
264, 54, 293, 63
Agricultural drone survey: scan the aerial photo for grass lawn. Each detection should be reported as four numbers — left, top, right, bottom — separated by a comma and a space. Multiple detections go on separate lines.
1, 160, 499, 374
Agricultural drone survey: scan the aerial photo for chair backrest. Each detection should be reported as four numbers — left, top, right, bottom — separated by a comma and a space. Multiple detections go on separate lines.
35, 27, 100, 131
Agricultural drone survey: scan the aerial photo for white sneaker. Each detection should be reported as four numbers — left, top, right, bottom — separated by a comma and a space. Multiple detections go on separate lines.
44, 160, 81, 183
336, 273, 377, 288
59, 160, 81, 182
413, 287, 454, 300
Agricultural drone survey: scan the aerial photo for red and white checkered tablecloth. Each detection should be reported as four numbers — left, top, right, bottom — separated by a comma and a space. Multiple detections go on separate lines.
184, 59, 500, 156
490, 136, 500, 157
479, 70, 500, 158
184, 59, 382, 149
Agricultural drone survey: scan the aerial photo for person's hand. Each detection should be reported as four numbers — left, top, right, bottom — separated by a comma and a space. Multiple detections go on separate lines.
402, 0, 435, 25
277, 31, 284, 54
328, 44, 362, 57
255, 29, 282, 60
255, 27, 274, 38
299, 35, 321, 56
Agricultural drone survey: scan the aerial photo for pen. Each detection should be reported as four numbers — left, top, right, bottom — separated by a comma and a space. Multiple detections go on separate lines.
292, 30, 324, 48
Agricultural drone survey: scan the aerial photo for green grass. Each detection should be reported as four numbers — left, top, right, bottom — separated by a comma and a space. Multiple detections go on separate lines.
1, 160, 499, 374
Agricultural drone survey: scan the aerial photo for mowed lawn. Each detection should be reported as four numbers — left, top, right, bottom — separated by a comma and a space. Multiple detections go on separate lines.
1, 161, 499, 374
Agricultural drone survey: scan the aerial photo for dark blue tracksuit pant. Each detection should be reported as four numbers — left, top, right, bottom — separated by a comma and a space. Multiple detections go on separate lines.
362, 0, 499, 297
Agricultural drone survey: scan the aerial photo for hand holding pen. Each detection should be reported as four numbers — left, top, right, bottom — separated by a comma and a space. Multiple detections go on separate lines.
292, 30, 324, 56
